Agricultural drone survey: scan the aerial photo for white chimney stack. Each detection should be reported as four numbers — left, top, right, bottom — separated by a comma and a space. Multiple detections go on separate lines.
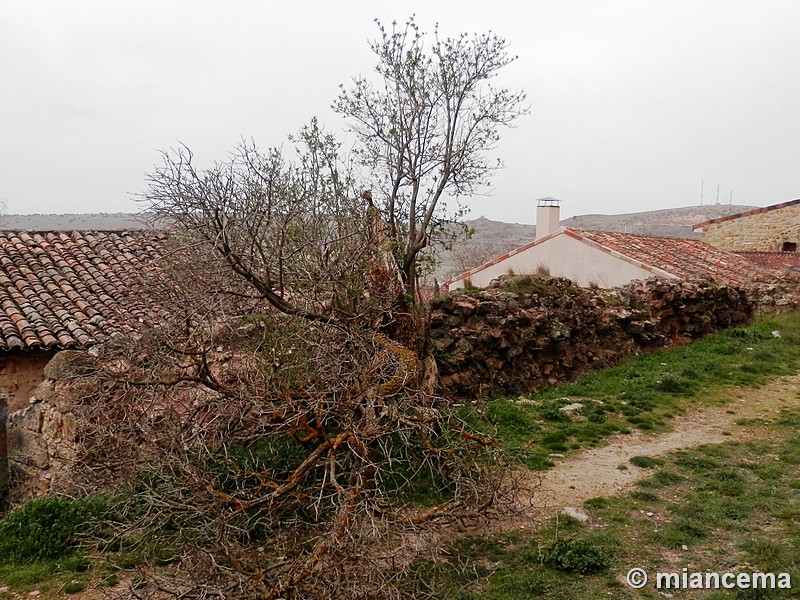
536, 197, 561, 240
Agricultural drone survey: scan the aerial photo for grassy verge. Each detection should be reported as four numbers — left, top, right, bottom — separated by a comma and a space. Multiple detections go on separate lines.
417, 407, 800, 599
454, 311, 800, 470
0, 490, 187, 597
0, 496, 112, 597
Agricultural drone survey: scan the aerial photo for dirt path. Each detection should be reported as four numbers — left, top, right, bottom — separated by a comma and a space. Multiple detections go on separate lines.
512, 374, 800, 528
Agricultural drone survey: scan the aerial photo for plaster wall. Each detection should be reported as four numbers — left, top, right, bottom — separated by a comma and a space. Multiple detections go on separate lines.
0, 351, 54, 412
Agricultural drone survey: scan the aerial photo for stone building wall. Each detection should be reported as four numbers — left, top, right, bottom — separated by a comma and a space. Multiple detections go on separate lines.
2, 352, 84, 504
702, 203, 800, 251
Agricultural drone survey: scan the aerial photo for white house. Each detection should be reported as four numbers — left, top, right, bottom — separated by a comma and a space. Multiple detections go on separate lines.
445, 199, 776, 290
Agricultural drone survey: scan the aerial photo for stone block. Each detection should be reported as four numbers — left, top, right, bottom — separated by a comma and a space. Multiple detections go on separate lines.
7, 426, 50, 469
8, 404, 43, 433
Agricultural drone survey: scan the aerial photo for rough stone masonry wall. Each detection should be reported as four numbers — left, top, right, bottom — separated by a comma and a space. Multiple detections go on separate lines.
3, 351, 84, 504
703, 203, 800, 251
430, 275, 770, 398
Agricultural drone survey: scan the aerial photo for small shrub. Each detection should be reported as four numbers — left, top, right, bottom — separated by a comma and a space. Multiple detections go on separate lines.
674, 452, 720, 470
0, 496, 107, 563
537, 401, 571, 423
656, 375, 697, 396
539, 538, 611, 574
63, 581, 85, 594
630, 491, 659, 502
638, 470, 683, 488
672, 517, 708, 539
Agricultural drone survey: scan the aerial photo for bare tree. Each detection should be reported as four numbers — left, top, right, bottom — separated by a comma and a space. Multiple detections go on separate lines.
67, 18, 529, 596
70, 121, 507, 598
334, 17, 528, 299
144, 119, 391, 327
445, 240, 517, 280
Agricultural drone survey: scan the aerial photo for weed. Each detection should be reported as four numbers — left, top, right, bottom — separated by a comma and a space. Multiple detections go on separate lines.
638, 470, 683, 488
486, 401, 540, 434
539, 538, 611, 574
583, 497, 610, 510
63, 581, 85, 594
629, 455, 665, 468
630, 490, 659, 502
740, 538, 787, 571
536, 400, 572, 423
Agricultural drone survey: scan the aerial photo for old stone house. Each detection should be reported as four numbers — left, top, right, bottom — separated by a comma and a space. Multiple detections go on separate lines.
0, 230, 167, 498
446, 199, 780, 291
693, 198, 800, 252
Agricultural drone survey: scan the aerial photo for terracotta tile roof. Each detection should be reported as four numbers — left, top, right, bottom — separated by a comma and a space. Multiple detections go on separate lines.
0, 230, 169, 351
693, 199, 800, 230
570, 229, 778, 286
735, 251, 800, 273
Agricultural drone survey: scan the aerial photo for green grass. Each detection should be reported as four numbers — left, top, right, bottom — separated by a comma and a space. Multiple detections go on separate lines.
629, 455, 665, 468
423, 408, 800, 599
0, 495, 143, 595
452, 311, 800, 469
421, 311, 800, 598
0, 495, 110, 591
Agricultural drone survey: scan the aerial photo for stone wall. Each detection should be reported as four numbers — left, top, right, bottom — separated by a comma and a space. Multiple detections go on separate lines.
3, 352, 85, 504
430, 275, 761, 398
4, 276, 800, 501
702, 203, 800, 251
0, 397, 8, 498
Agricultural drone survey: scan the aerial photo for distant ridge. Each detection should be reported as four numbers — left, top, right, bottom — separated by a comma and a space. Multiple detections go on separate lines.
0, 213, 166, 230
561, 204, 758, 237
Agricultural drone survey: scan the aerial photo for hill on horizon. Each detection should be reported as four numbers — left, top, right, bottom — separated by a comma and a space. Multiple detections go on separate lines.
0, 213, 157, 231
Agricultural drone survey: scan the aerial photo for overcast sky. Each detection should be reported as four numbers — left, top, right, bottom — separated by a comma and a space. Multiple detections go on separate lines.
2, 1, 798, 222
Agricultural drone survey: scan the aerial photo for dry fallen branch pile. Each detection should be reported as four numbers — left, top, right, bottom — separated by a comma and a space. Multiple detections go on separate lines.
71, 309, 504, 598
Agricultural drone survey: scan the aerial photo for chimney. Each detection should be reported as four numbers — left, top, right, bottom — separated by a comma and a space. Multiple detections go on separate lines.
536, 197, 561, 240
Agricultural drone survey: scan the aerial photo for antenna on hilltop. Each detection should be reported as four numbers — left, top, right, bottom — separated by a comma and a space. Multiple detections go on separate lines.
700, 180, 704, 205
716, 184, 720, 205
